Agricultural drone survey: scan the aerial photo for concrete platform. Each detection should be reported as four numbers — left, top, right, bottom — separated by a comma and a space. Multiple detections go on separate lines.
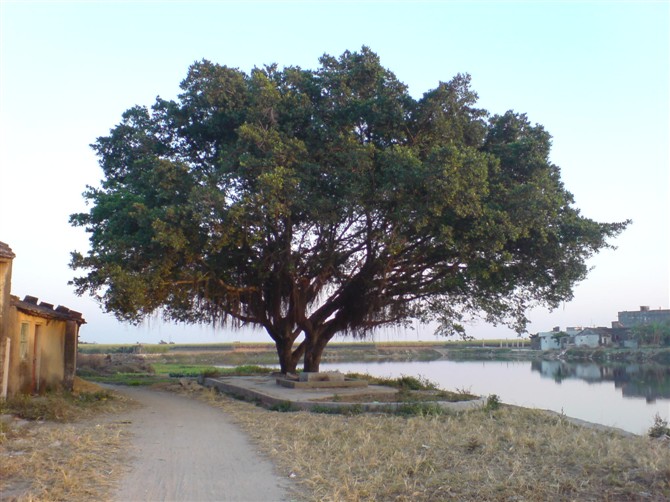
275, 376, 368, 389
203, 375, 486, 412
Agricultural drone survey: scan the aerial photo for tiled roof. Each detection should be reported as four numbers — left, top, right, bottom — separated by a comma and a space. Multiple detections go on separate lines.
11, 295, 86, 324
0, 241, 15, 260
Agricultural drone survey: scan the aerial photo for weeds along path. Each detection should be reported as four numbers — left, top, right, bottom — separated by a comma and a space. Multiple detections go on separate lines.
109, 385, 291, 502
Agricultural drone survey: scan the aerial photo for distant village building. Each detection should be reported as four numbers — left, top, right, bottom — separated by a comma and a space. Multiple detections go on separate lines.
535, 326, 616, 350
533, 304, 670, 351
608, 326, 636, 348
573, 327, 611, 348
536, 327, 583, 350
617, 306, 670, 327
0, 242, 85, 398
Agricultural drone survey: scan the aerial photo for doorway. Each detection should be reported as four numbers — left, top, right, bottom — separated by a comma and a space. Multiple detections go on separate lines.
32, 325, 42, 393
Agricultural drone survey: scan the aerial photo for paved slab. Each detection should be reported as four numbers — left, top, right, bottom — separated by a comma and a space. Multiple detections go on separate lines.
204, 376, 486, 412
205, 375, 396, 408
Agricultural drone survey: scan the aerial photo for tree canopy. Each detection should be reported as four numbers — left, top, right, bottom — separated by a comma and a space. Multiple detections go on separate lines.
70, 47, 628, 372
631, 322, 670, 346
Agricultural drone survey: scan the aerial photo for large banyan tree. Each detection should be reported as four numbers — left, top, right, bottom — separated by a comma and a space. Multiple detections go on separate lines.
70, 47, 628, 372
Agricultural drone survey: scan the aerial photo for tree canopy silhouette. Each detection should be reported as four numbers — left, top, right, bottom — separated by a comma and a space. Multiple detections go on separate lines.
70, 47, 628, 372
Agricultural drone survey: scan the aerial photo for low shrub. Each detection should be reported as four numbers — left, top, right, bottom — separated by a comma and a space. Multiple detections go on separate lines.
152, 363, 275, 379
269, 401, 300, 412
485, 394, 502, 411
345, 372, 439, 390
648, 413, 670, 439
310, 404, 364, 415
394, 401, 445, 416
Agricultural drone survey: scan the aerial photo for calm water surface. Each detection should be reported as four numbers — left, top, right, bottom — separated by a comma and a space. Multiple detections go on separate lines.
319, 360, 670, 435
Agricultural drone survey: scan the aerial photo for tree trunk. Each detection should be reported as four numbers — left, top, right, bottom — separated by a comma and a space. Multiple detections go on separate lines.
276, 340, 296, 374
303, 332, 330, 373
275, 338, 306, 374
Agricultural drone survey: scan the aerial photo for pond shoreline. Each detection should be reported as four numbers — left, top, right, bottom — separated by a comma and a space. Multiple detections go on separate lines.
78, 342, 670, 434
80, 341, 670, 366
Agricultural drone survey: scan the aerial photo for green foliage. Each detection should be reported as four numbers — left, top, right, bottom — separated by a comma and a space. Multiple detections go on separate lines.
70, 47, 628, 373
81, 372, 165, 386
221, 364, 276, 376
77, 344, 169, 354
485, 394, 502, 411
269, 401, 300, 412
631, 322, 670, 347
345, 372, 439, 391
150, 363, 219, 377
395, 375, 438, 391
309, 404, 364, 415
648, 413, 670, 439
394, 401, 445, 417
153, 363, 275, 378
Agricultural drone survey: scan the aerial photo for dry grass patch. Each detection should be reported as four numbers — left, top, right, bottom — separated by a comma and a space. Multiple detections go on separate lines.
314, 388, 474, 404
0, 379, 134, 501
174, 384, 670, 501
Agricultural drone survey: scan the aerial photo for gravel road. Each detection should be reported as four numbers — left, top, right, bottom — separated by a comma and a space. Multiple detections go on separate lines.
111, 386, 291, 502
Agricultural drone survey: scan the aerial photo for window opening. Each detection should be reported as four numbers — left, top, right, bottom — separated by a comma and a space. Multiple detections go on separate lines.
19, 323, 29, 361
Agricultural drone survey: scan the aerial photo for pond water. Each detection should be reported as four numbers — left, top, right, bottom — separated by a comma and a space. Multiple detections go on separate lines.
318, 360, 670, 435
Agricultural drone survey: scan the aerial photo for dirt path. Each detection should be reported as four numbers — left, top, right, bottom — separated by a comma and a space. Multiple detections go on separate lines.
110, 386, 292, 502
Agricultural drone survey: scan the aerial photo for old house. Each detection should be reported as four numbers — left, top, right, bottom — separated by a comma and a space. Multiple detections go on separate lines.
608, 326, 636, 348
572, 327, 611, 348
0, 242, 85, 397
536, 326, 583, 350
537, 329, 562, 350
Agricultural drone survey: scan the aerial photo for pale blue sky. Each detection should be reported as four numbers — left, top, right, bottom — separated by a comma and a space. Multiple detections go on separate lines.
1, 1, 668, 344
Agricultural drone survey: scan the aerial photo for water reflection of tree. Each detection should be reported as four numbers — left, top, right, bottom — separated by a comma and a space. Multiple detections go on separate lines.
531, 361, 670, 402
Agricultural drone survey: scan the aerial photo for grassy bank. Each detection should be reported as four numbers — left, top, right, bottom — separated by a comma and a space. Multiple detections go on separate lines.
175, 383, 670, 501
3, 376, 669, 501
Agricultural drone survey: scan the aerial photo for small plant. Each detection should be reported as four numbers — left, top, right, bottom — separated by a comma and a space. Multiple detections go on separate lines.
648, 413, 670, 439
83, 372, 164, 386
269, 401, 299, 412
395, 401, 444, 417
346, 404, 363, 415
346, 372, 440, 391
485, 394, 501, 411
455, 386, 473, 396
396, 375, 438, 391
310, 404, 363, 415
200, 368, 223, 378
222, 365, 276, 376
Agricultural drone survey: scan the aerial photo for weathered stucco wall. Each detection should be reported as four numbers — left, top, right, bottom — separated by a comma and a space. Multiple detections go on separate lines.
0, 260, 11, 336
6, 309, 67, 395
573, 333, 600, 348
0, 246, 14, 397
